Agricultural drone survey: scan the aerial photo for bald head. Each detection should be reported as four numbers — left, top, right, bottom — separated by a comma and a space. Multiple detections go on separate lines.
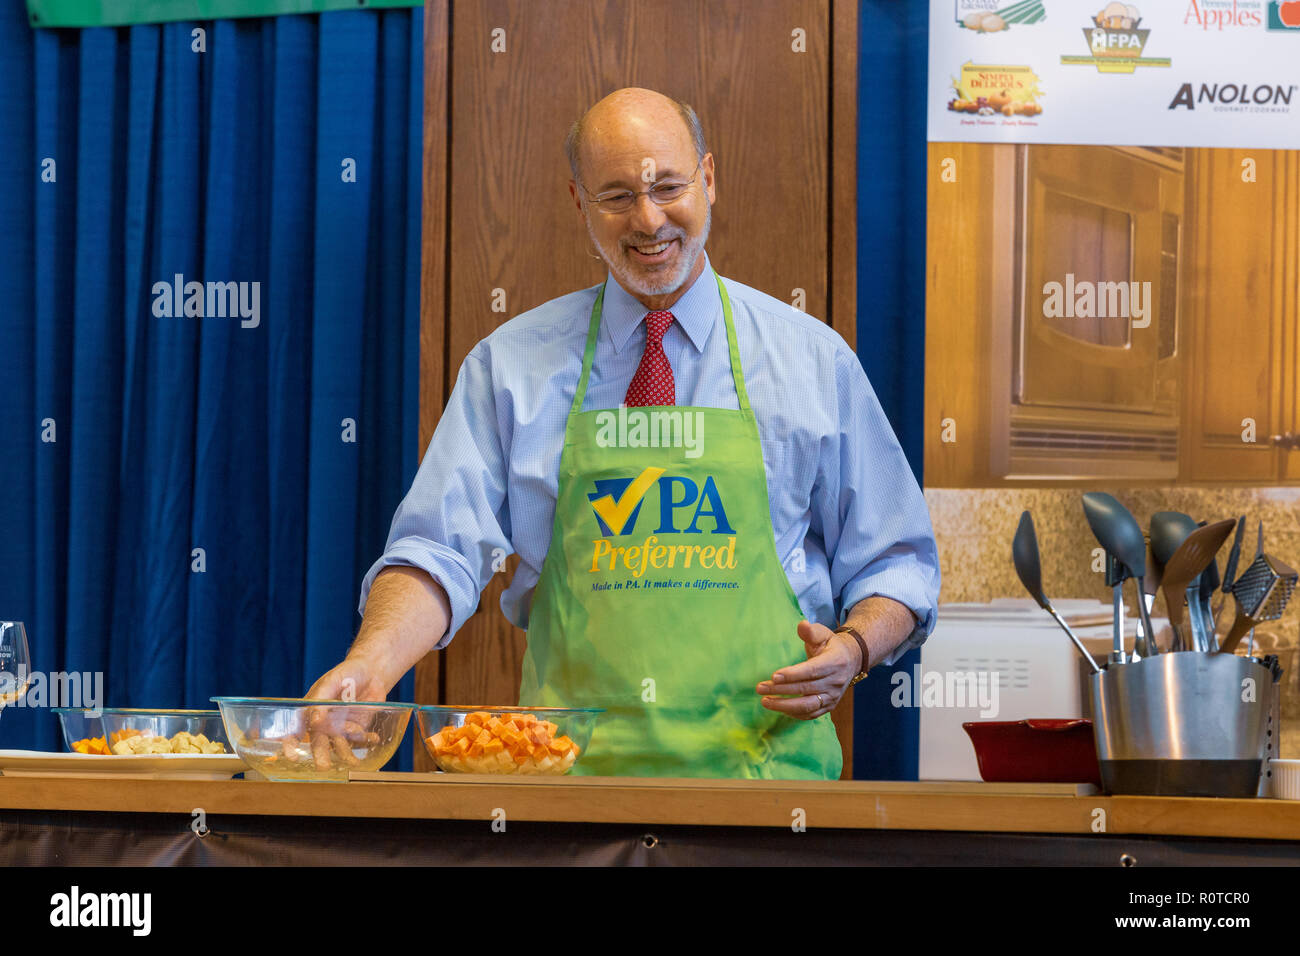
564, 88, 706, 183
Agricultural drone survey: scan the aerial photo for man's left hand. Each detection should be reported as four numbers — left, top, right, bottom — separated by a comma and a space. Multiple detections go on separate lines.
755, 620, 862, 720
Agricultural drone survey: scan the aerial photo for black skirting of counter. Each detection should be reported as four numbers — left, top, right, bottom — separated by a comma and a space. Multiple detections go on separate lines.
6, 808, 1300, 867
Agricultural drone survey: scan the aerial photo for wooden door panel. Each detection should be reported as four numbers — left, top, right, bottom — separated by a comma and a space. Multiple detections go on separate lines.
1277, 153, 1300, 482
924, 142, 1001, 488
1182, 150, 1284, 483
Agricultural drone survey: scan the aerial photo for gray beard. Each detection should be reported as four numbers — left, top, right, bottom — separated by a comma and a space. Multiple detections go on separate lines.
588, 204, 711, 298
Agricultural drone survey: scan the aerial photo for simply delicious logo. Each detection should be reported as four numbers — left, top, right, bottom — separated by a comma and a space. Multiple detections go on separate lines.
586, 466, 737, 582
947, 62, 1044, 119
954, 0, 1046, 33
1268, 0, 1300, 29
1061, 4, 1173, 73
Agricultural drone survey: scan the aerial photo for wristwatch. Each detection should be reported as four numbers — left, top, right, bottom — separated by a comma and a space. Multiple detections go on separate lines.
834, 624, 871, 686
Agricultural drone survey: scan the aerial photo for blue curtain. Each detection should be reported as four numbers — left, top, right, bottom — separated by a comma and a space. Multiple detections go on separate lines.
852, 1, 928, 780
0, 3, 423, 768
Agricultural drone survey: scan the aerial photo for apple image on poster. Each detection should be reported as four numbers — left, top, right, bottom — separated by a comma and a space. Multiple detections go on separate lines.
1281, 0, 1300, 26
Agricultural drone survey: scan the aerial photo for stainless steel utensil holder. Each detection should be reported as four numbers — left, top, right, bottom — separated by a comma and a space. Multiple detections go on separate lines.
1091, 652, 1273, 797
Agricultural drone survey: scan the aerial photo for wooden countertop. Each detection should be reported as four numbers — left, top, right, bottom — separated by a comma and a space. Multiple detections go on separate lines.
3, 773, 1300, 841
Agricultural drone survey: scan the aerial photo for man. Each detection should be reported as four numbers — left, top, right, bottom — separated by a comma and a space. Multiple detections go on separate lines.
309, 87, 940, 779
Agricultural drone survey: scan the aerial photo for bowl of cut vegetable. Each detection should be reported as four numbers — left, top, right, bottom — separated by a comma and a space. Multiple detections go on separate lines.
416, 706, 602, 774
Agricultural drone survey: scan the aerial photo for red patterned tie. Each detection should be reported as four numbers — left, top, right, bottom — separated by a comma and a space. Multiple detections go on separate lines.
624, 310, 676, 407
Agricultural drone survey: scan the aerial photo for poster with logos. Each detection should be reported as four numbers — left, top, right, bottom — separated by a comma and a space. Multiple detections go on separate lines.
927, 0, 1300, 147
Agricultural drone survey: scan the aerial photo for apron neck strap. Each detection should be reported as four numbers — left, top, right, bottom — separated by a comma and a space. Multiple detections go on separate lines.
570, 266, 750, 416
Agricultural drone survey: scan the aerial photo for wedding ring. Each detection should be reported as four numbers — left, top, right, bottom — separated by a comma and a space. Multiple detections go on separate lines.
818, 693, 827, 709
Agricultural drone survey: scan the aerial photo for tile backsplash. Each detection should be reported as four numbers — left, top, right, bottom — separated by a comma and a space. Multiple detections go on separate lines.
924, 487, 1300, 758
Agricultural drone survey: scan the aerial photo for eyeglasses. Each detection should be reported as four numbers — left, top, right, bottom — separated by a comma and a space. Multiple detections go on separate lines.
577, 162, 702, 214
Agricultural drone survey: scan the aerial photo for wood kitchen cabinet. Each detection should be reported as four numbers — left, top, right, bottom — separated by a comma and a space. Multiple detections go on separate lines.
1181, 150, 1300, 484
927, 144, 1300, 487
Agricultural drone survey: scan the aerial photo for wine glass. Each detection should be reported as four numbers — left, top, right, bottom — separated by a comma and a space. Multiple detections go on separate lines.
0, 622, 32, 727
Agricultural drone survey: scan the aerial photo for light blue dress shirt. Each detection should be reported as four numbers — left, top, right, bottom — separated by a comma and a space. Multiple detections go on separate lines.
361, 253, 941, 665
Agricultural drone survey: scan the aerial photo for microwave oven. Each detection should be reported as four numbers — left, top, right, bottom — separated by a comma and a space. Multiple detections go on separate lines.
989, 145, 1183, 480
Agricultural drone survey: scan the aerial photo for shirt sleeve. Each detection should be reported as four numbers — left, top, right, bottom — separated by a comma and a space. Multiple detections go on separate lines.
357, 349, 512, 648
813, 345, 941, 666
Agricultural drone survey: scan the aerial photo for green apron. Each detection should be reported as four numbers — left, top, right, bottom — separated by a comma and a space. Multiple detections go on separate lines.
518, 268, 843, 779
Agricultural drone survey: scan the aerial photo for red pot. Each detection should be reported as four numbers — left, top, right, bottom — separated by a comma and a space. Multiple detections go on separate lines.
961, 718, 1101, 787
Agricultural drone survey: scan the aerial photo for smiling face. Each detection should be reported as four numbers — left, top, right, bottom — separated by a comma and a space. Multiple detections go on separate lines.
568, 90, 716, 311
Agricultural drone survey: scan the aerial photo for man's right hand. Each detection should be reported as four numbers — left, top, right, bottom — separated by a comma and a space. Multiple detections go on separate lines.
305, 654, 391, 703
303, 565, 453, 703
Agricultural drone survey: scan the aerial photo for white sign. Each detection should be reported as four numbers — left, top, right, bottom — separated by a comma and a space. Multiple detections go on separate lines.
927, 0, 1300, 148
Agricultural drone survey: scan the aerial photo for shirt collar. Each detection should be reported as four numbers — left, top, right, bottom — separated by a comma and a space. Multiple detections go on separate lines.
600, 252, 718, 355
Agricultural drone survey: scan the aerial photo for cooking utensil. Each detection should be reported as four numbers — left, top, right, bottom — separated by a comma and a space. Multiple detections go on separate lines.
1106, 553, 1127, 664
1196, 535, 1220, 649
1257, 653, 1283, 797
1011, 511, 1101, 673
1156, 519, 1234, 652
1218, 553, 1298, 655
1247, 521, 1264, 657
1080, 493, 1158, 663
51, 708, 106, 754
417, 706, 603, 774
1189, 519, 1223, 651
1139, 540, 1162, 658
962, 719, 1101, 787
1149, 511, 1199, 651
96, 709, 231, 749
1091, 652, 1271, 796
212, 697, 418, 782
1183, 519, 1236, 651
1212, 515, 1247, 633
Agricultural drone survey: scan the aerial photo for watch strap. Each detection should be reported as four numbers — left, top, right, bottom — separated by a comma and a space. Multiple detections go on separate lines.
834, 624, 871, 686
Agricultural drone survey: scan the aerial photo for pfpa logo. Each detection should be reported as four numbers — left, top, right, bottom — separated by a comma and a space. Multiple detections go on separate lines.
1061, 4, 1172, 73
1268, 1, 1300, 29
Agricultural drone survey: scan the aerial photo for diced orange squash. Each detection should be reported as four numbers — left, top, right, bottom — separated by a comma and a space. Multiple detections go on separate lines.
424, 712, 580, 773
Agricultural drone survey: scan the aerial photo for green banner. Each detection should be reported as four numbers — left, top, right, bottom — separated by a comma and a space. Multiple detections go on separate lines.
27, 0, 420, 28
